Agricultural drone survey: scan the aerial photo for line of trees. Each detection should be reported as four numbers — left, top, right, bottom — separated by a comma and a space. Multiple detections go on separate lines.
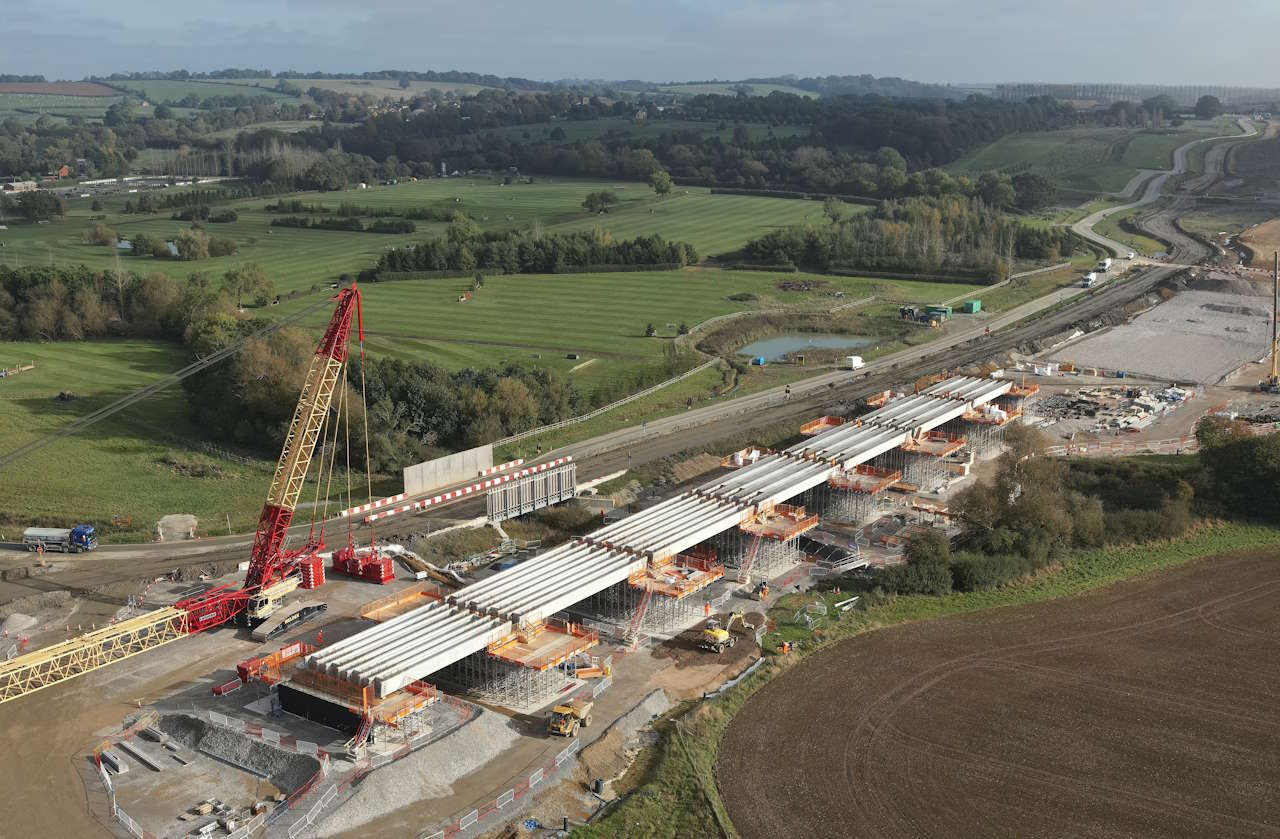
371, 220, 696, 276
874, 417, 1280, 598
270, 216, 416, 233
741, 195, 1078, 278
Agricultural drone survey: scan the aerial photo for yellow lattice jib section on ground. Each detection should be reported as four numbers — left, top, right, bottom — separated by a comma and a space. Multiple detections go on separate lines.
0, 607, 187, 704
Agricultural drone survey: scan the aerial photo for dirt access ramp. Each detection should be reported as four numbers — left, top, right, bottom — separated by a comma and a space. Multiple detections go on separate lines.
717, 548, 1280, 839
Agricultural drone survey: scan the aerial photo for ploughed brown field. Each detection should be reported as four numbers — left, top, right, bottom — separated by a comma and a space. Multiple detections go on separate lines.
0, 82, 119, 96
717, 549, 1280, 838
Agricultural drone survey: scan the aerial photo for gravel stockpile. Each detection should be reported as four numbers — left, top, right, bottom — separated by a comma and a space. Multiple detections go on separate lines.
0, 613, 37, 635
314, 709, 519, 837
158, 714, 319, 792
1052, 290, 1272, 383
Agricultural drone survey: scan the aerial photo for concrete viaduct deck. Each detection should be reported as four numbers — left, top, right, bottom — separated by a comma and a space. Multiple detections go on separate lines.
299, 376, 1011, 698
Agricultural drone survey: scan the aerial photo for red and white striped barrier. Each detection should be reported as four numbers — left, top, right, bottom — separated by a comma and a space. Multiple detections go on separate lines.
479, 458, 523, 477
339, 492, 409, 519
365, 458, 572, 524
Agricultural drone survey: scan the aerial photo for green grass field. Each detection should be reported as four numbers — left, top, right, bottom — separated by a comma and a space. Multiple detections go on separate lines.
480, 117, 808, 145
0, 177, 849, 291
0, 340, 277, 539
1094, 206, 1168, 256
656, 82, 818, 98
109, 79, 295, 103
545, 190, 840, 256
278, 268, 983, 394
0, 92, 126, 122
241, 77, 500, 98
946, 119, 1240, 194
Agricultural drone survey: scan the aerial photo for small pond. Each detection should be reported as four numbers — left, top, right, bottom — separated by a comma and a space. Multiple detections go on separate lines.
737, 332, 874, 362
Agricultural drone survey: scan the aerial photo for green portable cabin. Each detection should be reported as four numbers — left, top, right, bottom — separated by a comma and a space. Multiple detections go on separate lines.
962, 299, 981, 314
925, 305, 952, 320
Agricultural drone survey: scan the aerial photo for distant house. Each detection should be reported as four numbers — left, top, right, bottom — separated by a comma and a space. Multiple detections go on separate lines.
3, 181, 37, 193
56, 165, 71, 179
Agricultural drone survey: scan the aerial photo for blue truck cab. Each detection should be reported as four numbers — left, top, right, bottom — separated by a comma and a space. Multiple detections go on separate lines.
71, 524, 98, 551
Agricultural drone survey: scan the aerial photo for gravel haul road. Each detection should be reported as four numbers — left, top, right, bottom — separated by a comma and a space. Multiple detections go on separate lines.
717, 548, 1280, 839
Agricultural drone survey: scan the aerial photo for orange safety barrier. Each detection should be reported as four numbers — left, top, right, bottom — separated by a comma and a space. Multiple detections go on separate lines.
373, 680, 438, 724
800, 415, 844, 435
865, 390, 892, 408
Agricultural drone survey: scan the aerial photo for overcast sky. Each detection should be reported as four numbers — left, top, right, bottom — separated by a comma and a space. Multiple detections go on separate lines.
5, 0, 1278, 86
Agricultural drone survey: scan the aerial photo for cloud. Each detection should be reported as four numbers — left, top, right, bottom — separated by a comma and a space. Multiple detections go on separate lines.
1, 0, 1278, 86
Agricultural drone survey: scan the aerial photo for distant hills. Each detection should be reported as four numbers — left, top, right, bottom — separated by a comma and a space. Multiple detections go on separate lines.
71, 68, 974, 101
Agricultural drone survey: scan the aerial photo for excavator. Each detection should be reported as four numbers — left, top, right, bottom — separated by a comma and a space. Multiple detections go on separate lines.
700, 611, 755, 654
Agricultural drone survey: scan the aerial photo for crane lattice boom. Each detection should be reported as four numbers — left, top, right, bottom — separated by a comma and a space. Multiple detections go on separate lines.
246, 287, 361, 590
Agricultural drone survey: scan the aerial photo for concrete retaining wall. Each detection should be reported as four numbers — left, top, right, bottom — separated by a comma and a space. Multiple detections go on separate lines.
404, 445, 493, 495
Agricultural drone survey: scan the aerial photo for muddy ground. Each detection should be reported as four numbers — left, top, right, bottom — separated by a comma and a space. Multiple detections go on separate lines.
717, 548, 1280, 838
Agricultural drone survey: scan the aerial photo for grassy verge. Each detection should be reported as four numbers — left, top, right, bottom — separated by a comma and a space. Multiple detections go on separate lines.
1094, 206, 1168, 256
577, 521, 1280, 838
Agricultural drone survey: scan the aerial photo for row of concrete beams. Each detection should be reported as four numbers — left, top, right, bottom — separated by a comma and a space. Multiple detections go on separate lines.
698, 455, 834, 509
584, 494, 751, 562
922, 376, 1012, 403
449, 540, 647, 627
301, 375, 1011, 699
303, 601, 509, 698
785, 423, 908, 472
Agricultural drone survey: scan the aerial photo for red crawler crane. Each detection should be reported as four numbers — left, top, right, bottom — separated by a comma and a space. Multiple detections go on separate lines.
179, 287, 363, 631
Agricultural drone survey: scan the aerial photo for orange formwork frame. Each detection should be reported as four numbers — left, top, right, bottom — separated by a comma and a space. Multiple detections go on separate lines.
359, 583, 446, 622
961, 406, 1024, 426
292, 667, 376, 714
901, 430, 967, 457
828, 464, 903, 494
486, 620, 599, 672
739, 503, 820, 542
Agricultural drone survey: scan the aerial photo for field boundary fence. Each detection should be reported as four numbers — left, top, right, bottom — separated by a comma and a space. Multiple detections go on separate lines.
417, 739, 582, 839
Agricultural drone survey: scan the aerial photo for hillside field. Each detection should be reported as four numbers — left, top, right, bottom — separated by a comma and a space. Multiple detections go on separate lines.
108, 79, 295, 103
0, 177, 838, 291
279, 268, 983, 394
478, 117, 808, 144
0, 340, 276, 538
657, 82, 818, 98
946, 119, 1240, 194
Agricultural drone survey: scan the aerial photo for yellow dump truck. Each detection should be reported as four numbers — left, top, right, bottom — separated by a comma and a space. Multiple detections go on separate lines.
548, 699, 593, 737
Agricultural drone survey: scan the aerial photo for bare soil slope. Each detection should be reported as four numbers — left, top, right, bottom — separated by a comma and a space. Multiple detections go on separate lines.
717, 548, 1280, 839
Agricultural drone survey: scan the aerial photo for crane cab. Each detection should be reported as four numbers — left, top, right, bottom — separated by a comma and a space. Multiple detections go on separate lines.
247, 577, 300, 623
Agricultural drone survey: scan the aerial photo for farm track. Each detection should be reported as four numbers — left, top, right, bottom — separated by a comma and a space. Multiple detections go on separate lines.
717, 549, 1280, 838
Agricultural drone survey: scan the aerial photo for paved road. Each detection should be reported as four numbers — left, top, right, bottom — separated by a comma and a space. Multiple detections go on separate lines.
1071, 117, 1258, 258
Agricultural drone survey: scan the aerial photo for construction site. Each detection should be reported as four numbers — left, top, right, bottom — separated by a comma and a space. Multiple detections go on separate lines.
7, 172, 1280, 836
0, 275, 1055, 839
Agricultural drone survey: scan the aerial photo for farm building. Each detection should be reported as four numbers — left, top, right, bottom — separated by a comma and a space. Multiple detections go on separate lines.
3, 181, 37, 193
